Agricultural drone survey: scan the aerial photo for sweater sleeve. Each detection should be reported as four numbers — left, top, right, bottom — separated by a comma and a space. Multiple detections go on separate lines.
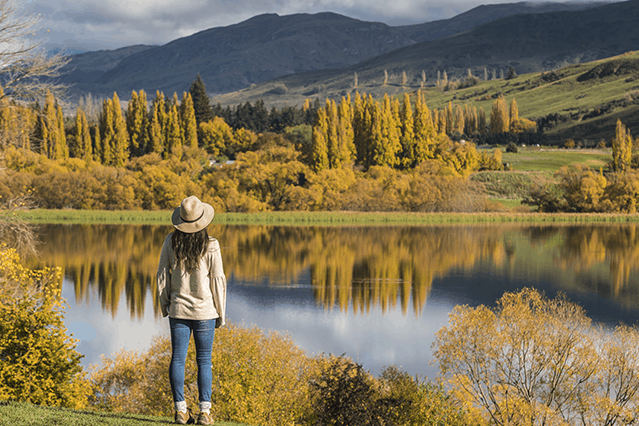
156, 234, 173, 317
208, 238, 227, 326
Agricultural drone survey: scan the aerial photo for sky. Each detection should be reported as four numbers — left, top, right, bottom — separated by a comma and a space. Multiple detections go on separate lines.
26, 0, 603, 53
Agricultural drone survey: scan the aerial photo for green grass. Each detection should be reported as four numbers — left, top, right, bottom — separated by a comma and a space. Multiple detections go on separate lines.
13, 209, 639, 225
0, 401, 249, 426
501, 148, 610, 172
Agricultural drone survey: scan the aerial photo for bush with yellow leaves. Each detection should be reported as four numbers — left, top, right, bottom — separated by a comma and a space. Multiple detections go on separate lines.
434, 287, 639, 426
89, 323, 321, 426
0, 244, 89, 408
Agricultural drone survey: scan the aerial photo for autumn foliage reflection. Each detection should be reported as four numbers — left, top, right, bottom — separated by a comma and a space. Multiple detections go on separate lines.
28, 224, 639, 319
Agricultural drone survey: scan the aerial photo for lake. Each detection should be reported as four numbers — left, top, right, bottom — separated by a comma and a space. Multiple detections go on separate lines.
27, 223, 639, 380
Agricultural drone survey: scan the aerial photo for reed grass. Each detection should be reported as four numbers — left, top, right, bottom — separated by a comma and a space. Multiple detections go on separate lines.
14, 209, 639, 226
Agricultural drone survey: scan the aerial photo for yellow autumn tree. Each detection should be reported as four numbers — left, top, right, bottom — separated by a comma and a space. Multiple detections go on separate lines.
434, 287, 639, 426
612, 119, 632, 173
490, 95, 509, 134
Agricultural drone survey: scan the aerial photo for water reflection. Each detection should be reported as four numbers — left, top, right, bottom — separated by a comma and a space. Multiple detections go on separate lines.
27, 223, 639, 320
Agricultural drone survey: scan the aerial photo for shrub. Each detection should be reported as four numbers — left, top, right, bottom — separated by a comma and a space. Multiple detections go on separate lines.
89, 323, 320, 426
506, 142, 518, 153
307, 356, 471, 426
0, 245, 88, 409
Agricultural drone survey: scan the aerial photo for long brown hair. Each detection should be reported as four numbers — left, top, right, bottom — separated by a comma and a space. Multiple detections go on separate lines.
171, 228, 209, 271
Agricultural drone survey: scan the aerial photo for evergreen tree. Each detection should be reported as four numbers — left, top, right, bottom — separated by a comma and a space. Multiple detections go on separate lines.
253, 100, 270, 132
180, 92, 198, 149
189, 74, 213, 126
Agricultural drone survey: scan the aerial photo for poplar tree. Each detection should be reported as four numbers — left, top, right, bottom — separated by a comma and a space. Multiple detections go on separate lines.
56, 103, 69, 159
111, 92, 129, 167
311, 107, 329, 172
490, 96, 509, 134
92, 123, 101, 163
180, 92, 198, 149
509, 98, 519, 132
73, 108, 92, 160
612, 119, 633, 173
372, 94, 400, 167
479, 108, 487, 134
99, 98, 115, 165
167, 103, 183, 158
454, 105, 465, 135
126, 90, 148, 156
399, 93, 415, 168
337, 96, 355, 165
147, 106, 164, 155
413, 90, 435, 164
148, 92, 166, 155
446, 101, 454, 135
38, 90, 56, 158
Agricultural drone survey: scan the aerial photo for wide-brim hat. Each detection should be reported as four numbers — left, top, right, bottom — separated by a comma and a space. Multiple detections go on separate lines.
172, 196, 214, 233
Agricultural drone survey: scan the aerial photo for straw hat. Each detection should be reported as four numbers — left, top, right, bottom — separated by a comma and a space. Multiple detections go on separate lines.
172, 196, 214, 233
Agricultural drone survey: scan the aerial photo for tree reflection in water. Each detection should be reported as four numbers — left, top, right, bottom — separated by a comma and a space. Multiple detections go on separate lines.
26, 223, 639, 320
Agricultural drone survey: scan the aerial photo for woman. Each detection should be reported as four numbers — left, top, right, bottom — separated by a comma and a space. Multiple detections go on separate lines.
157, 195, 227, 425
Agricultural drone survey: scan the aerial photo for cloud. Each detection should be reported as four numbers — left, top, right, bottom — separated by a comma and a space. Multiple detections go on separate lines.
28, 0, 482, 50
30, 0, 601, 54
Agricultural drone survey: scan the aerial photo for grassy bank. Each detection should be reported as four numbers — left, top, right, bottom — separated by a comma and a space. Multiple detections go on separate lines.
0, 401, 249, 426
13, 209, 639, 225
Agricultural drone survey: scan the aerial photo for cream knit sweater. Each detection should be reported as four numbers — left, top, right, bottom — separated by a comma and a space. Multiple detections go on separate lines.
156, 233, 227, 325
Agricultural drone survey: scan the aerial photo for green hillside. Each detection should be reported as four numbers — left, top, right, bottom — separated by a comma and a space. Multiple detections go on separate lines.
216, 50, 639, 146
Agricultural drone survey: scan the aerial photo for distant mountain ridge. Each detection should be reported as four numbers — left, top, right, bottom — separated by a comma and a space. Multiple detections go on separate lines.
395, 1, 608, 42
59, 1, 618, 100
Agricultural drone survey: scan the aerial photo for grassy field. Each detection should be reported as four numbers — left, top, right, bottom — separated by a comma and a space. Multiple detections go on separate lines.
0, 401, 249, 426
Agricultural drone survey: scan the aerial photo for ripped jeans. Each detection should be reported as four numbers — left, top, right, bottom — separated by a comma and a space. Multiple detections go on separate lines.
168, 318, 216, 403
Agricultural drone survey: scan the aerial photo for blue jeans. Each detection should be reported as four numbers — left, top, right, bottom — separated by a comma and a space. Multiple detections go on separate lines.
169, 318, 215, 403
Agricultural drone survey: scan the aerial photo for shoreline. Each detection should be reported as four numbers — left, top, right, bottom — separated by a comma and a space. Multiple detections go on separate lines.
12, 209, 639, 226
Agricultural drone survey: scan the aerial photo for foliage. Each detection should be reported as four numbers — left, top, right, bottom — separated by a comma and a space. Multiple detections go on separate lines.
308, 356, 399, 426
89, 323, 321, 426
307, 356, 472, 426
0, 245, 88, 409
434, 287, 639, 426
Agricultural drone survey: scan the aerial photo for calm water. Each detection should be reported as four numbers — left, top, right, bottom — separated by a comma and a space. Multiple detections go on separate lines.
28, 223, 639, 379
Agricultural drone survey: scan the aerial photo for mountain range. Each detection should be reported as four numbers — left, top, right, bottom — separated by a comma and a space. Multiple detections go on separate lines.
58, 1, 623, 101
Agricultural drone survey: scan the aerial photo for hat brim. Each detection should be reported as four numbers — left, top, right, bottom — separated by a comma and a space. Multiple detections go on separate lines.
171, 203, 215, 233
